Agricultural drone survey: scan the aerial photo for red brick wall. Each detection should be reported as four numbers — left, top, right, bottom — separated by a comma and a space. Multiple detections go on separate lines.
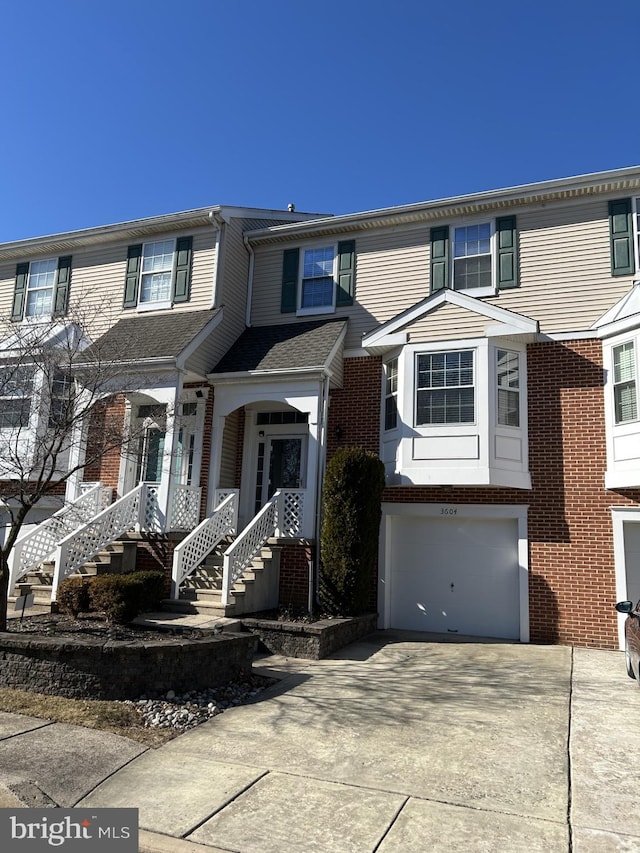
318, 346, 640, 649
327, 356, 382, 458
278, 542, 313, 612
83, 394, 127, 492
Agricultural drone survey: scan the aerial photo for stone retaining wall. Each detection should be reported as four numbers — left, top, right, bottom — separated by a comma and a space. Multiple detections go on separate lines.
0, 631, 257, 700
241, 613, 377, 659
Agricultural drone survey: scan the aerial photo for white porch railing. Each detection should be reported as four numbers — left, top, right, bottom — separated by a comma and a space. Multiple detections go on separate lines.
51, 483, 147, 601
170, 491, 238, 598
169, 484, 202, 531
8, 483, 112, 591
221, 489, 304, 605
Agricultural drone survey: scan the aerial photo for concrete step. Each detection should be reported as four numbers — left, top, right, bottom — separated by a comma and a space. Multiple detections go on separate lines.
160, 598, 238, 618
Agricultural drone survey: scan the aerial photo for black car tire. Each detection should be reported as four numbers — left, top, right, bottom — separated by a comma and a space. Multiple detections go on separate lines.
625, 643, 636, 680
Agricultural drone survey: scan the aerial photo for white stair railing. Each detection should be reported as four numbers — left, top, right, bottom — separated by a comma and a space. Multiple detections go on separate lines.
169, 484, 202, 531
50, 483, 146, 601
8, 483, 112, 591
221, 489, 305, 606
170, 492, 238, 598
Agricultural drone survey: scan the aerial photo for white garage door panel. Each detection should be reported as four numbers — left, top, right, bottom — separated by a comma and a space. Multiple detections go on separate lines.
390, 516, 520, 639
624, 522, 640, 605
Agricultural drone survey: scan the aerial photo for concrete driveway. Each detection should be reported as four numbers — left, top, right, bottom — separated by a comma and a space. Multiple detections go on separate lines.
1, 632, 639, 852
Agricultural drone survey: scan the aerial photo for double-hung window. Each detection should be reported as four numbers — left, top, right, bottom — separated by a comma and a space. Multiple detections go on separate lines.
613, 340, 637, 423
453, 224, 492, 291
384, 358, 398, 430
415, 350, 474, 425
140, 240, 175, 304
0, 367, 34, 429
280, 241, 355, 314
11, 256, 72, 322
430, 216, 518, 294
301, 246, 335, 310
496, 349, 520, 427
123, 236, 193, 309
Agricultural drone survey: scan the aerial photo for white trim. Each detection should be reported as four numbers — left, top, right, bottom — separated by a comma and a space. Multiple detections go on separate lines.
611, 506, 640, 649
362, 289, 538, 349
378, 502, 529, 642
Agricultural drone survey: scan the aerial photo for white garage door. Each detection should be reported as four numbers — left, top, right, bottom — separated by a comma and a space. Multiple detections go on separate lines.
389, 515, 520, 639
624, 521, 640, 605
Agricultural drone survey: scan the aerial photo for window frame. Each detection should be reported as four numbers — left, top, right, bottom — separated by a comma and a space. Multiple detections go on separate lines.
612, 339, 638, 425
297, 242, 338, 316
414, 349, 476, 427
451, 220, 495, 295
496, 348, 521, 428
0, 366, 34, 430
136, 238, 177, 311
25, 258, 57, 318
384, 358, 399, 431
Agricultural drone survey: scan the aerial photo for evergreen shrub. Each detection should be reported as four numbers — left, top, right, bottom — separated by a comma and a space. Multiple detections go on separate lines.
319, 447, 385, 615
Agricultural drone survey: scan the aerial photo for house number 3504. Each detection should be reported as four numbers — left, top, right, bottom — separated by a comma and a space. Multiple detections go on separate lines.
440, 507, 457, 515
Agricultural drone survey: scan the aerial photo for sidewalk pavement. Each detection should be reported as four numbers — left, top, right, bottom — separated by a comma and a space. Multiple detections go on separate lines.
0, 633, 639, 852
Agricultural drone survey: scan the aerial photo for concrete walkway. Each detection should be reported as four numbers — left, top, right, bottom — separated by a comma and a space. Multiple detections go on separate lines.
0, 633, 639, 852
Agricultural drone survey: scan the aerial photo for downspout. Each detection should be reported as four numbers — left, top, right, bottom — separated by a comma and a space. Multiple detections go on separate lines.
311, 370, 331, 613
243, 235, 255, 327
208, 210, 226, 309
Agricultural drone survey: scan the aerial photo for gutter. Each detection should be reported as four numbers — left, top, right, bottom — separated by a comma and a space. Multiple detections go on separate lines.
244, 235, 255, 327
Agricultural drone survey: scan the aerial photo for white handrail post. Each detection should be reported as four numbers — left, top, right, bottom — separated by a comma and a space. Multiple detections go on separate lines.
275, 491, 284, 538
138, 483, 146, 531
221, 552, 232, 606
51, 543, 66, 603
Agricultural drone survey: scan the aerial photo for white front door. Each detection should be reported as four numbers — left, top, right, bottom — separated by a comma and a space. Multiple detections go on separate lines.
256, 434, 306, 513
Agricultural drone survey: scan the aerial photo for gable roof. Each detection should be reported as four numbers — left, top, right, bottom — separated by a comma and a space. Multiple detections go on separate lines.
362, 289, 539, 353
78, 309, 222, 367
593, 282, 640, 338
211, 319, 347, 375
246, 165, 640, 245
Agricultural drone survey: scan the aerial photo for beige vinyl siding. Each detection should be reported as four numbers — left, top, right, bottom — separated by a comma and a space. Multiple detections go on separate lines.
250, 227, 430, 351
1, 227, 217, 340
406, 304, 488, 343
219, 409, 240, 489
491, 199, 633, 334
251, 194, 637, 348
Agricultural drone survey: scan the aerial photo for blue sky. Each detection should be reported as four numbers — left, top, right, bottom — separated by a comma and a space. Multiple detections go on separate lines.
2, 0, 639, 242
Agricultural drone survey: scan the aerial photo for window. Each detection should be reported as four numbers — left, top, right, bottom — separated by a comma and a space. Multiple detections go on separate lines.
301, 246, 335, 309
140, 240, 175, 304
613, 341, 637, 423
123, 236, 193, 309
0, 367, 33, 429
48, 371, 74, 429
430, 217, 517, 294
416, 350, 474, 425
280, 241, 355, 313
11, 256, 72, 322
496, 350, 520, 427
384, 358, 398, 430
26, 259, 57, 316
453, 224, 492, 290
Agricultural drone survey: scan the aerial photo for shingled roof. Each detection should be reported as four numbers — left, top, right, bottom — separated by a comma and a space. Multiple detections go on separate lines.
212, 319, 347, 374
79, 309, 221, 364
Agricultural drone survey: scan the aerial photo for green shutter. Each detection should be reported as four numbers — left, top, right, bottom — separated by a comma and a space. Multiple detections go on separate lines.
172, 236, 193, 303
609, 199, 635, 276
11, 262, 29, 322
336, 240, 355, 306
53, 255, 72, 314
123, 244, 142, 308
496, 216, 518, 289
281, 247, 299, 313
430, 226, 449, 292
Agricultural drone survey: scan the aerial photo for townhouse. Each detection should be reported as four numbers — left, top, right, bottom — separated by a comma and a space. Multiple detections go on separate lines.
2, 167, 640, 649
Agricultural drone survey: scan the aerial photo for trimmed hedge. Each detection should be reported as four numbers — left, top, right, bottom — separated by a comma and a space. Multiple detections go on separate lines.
319, 447, 385, 615
57, 570, 165, 624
